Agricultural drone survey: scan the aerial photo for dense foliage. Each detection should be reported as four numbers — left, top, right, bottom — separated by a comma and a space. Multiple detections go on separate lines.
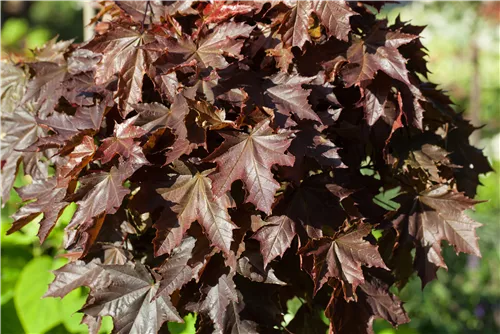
1, 1, 493, 333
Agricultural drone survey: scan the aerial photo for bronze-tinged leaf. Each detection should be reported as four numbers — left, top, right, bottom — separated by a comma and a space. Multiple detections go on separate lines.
342, 25, 418, 87
84, 24, 159, 116
134, 94, 201, 164
1, 107, 46, 203
1, 2, 491, 332
206, 119, 295, 214
102, 245, 130, 265
152, 207, 186, 257
156, 237, 204, 296
302, 223, 388, 294
97, 116, 148, 167
222, 290, 259, 334
157, 22, 254, 70
57, 135, 96, 181
361, 72, 392, 126
80, 314, 102, 334
8, 177, 69, 243
191, 273, 239, 333
44, 259, 104, 298
266, 73, 321, 122
406, 144, 453, 182
313, 0, 357, 42
66, 163, 134, 232
35, 101, 109, 150
21, 61, 68, 116
252, 215, 296, 268
236, 248, 286, 285
157, 169, 237, 255
31, 37, 73, 64
202, 2, 255, 24
266, 43, 294, 73
326, 274, 409, 334
279, 1, 313, 49
82, 263, 182, 333
1, 60, 28, 114
187, 99, 235, 130
280, 0, 356, 48
392, 185, 483, 286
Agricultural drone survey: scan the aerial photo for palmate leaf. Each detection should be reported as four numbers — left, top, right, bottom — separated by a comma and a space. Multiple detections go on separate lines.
156, 237, 204, 295
188, 273, 239, 333
361, 72, 392, 126
81, 263, 182, 334
66, 162, 135, 242
57, 135, 97, 181
313, 0, 357, 42
84, 24, 159, 116
157, 22, 254, 70
133, 94, 201, 164
3, 2, 491, 333
8, 177, 69, 243
236, 248, 286, 285
252, 215, 296, 268
302, 223, 388, 294
206, 119, 295, 214
44, 260, 105, 299
21, 62, 67, 116
35, 101, 110, 150
1, 60, 28, 114
187, 99, 235, 130
279, 0, 355, 48
342, 24, 418, 87
266, 73, 321, 122
326, 273, 409, 334
405, 144, 453, 182
222, 290, 259, 334
156, 168, 237, 255
393, 185, 483, 286
0, 106, 47, 203
279, 1, 313, 49
97, 116, 148, 166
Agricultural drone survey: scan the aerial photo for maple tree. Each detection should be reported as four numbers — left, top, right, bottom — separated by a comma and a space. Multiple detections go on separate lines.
0, 1, 492, 333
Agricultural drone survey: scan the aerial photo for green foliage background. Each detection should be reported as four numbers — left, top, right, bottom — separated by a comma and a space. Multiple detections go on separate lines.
1, 2, 499, 333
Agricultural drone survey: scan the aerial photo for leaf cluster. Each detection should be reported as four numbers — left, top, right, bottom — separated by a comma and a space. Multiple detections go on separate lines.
0, 1, 492, 333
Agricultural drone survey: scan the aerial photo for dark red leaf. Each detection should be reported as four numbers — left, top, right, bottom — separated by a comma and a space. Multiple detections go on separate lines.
84, 24, 159, 116
81, 263, 182, 333
8, 177, 69, 242
252, 215, 296, 268
206, 120, 295, 214
156, 22, 254, 70
342, 24, 417, 87
302, 223, 388, 294
157, 167, 237, 255
66, 162, 134, 233
326, 274, 409, 334
393, 185, 483, 286
1, 107, 46, 202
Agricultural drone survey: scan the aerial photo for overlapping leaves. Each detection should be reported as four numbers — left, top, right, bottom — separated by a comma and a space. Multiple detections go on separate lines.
1, 1, 490, 334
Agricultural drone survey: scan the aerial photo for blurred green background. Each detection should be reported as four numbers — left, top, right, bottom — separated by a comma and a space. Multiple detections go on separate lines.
1, 1, 499, 334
